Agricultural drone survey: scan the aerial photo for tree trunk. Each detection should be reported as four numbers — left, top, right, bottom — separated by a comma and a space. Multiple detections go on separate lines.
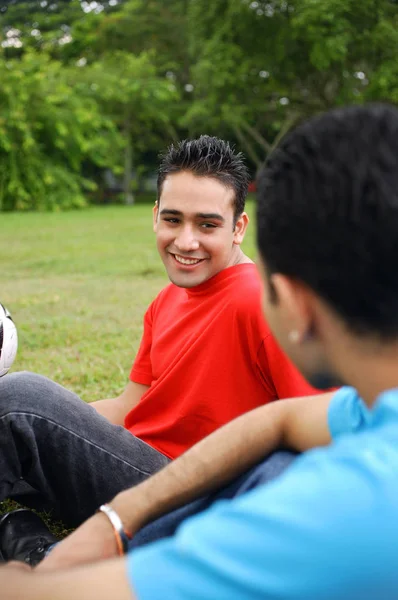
269, 112, 299, 155
123, 118, 134, 205
232, 124, 262, 170
240, 120, 272, 154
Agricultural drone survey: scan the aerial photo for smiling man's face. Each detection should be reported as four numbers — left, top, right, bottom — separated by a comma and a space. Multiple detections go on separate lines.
154, 171, 248, 288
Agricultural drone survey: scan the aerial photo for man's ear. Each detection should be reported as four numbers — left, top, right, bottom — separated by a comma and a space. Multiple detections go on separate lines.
153, 201, 159, 233
270, 274, 314, 344
233, 212, 249, 245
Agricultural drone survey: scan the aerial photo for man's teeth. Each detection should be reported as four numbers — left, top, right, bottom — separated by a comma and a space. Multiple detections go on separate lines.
174, 255, 202, 265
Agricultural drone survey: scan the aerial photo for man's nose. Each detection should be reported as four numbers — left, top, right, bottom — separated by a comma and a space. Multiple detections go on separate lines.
174, 226, 200, 252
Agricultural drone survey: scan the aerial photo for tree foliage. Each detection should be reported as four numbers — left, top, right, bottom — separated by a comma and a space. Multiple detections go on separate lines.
0, 0, 397, 210
0, 50, 122, 210
184, 0, 398, 166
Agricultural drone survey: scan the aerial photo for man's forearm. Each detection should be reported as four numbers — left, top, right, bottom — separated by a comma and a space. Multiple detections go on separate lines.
112, 391, 334, 534
37, 404, 284, 573
38, 392, 333, 571
0, 560, 134, 600
112, 399, 289, 534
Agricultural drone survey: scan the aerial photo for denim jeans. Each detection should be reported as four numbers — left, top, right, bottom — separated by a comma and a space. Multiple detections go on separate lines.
0, 372, 169, 526
130, 450, 297, 549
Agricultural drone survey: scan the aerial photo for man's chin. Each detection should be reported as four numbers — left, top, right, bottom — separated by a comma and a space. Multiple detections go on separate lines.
167, 273, 206, 289
307, 371, 346, 390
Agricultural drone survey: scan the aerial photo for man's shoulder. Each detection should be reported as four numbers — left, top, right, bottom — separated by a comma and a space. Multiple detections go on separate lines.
222, 263, 261, 295
223, 265, 266, 319
241, 427, 398, 552
300, 414, 398, 506
152, 282, 185, 304
144, 283, 185, 321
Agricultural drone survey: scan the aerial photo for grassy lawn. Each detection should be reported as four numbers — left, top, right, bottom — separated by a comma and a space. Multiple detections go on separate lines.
0, 200, 256, 527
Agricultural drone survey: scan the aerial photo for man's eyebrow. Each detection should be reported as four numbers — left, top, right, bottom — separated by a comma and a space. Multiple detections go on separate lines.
159, 209, 225, 222
159, 209, 183, 216
196, 213, 225, 221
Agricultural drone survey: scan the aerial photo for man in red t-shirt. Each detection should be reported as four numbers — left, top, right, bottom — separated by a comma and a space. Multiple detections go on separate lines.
0, 136, 321, 564
125, 263, 315, 459
97, 137, 317, 458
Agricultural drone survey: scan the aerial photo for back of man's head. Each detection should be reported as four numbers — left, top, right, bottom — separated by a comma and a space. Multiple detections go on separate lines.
257, 103, 398, 339
158, 135, 250, 222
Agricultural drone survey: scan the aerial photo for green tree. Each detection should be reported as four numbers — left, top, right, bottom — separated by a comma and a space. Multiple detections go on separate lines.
0, 50, 122, 211
78, 50, 179, 203
0, 1, 179, 209
1, 0, 397, 210
70, 0, 191, 158
0, 0, 123, 58
184, 0, 398, 168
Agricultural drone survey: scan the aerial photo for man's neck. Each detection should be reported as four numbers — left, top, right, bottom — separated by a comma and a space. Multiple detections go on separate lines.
334, 346, 398, 409
317, 311, 398, 409
230, 249, 253, 267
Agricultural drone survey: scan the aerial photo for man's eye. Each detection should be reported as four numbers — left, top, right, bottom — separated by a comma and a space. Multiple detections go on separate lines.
201, 223, 217, 229
164, 218, 180, 224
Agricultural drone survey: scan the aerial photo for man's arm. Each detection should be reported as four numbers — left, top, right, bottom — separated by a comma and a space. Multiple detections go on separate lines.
40, 391, 334, 571
129, 421, 375, 600
111, 391, 333, 530
1, 560, 133, 600
91, 303, 153, 426
90, 381, 149, 426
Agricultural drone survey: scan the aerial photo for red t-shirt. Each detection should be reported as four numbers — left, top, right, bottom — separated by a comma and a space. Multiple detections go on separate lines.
125, 264, 319, 459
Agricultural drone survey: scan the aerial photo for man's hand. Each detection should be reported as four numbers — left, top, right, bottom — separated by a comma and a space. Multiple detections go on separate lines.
91, 381, 149, 426
37, 513, 118, 572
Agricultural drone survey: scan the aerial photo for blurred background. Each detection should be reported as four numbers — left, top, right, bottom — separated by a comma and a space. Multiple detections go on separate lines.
1, 0, 397, 211
0, 0, 397, 400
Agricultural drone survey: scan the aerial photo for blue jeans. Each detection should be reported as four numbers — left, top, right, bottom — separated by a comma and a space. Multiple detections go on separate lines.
44, 451, 296, 560
0, 372, 169, 527
130, 451, 297, 549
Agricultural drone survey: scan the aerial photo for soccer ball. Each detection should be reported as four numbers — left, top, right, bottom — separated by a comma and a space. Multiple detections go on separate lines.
0, 303, 18, 377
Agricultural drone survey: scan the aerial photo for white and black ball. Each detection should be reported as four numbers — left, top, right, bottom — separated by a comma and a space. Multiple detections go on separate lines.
0, 303, 18, 377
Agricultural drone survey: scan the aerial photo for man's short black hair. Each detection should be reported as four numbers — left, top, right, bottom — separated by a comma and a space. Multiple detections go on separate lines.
257, 103, 398, 339
158, 135, 250, 223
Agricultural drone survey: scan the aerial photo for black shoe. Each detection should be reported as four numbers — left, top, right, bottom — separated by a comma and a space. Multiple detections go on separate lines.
0, 509, 58, 566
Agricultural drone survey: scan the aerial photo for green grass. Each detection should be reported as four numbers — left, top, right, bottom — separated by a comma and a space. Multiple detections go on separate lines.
0, 201, 256, 529
0, 205, 167, 400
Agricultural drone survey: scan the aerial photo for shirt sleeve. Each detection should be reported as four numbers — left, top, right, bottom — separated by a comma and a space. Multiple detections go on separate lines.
327, 386, 369, 440
129, 303, 154, 386
127, 441, 394, 600
260, 335, 319, 399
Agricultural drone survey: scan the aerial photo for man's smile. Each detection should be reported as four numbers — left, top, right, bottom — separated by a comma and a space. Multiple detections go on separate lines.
171, 253, 206, 266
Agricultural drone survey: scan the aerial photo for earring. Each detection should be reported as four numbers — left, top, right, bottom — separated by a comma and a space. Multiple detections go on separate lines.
288, 330, 300, 344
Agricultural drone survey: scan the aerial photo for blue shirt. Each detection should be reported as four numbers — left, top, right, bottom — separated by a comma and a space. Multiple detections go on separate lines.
128, 387, 398, 599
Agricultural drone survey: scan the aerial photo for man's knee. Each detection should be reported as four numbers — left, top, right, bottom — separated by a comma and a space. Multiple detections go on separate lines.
0, 371, 71, 416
